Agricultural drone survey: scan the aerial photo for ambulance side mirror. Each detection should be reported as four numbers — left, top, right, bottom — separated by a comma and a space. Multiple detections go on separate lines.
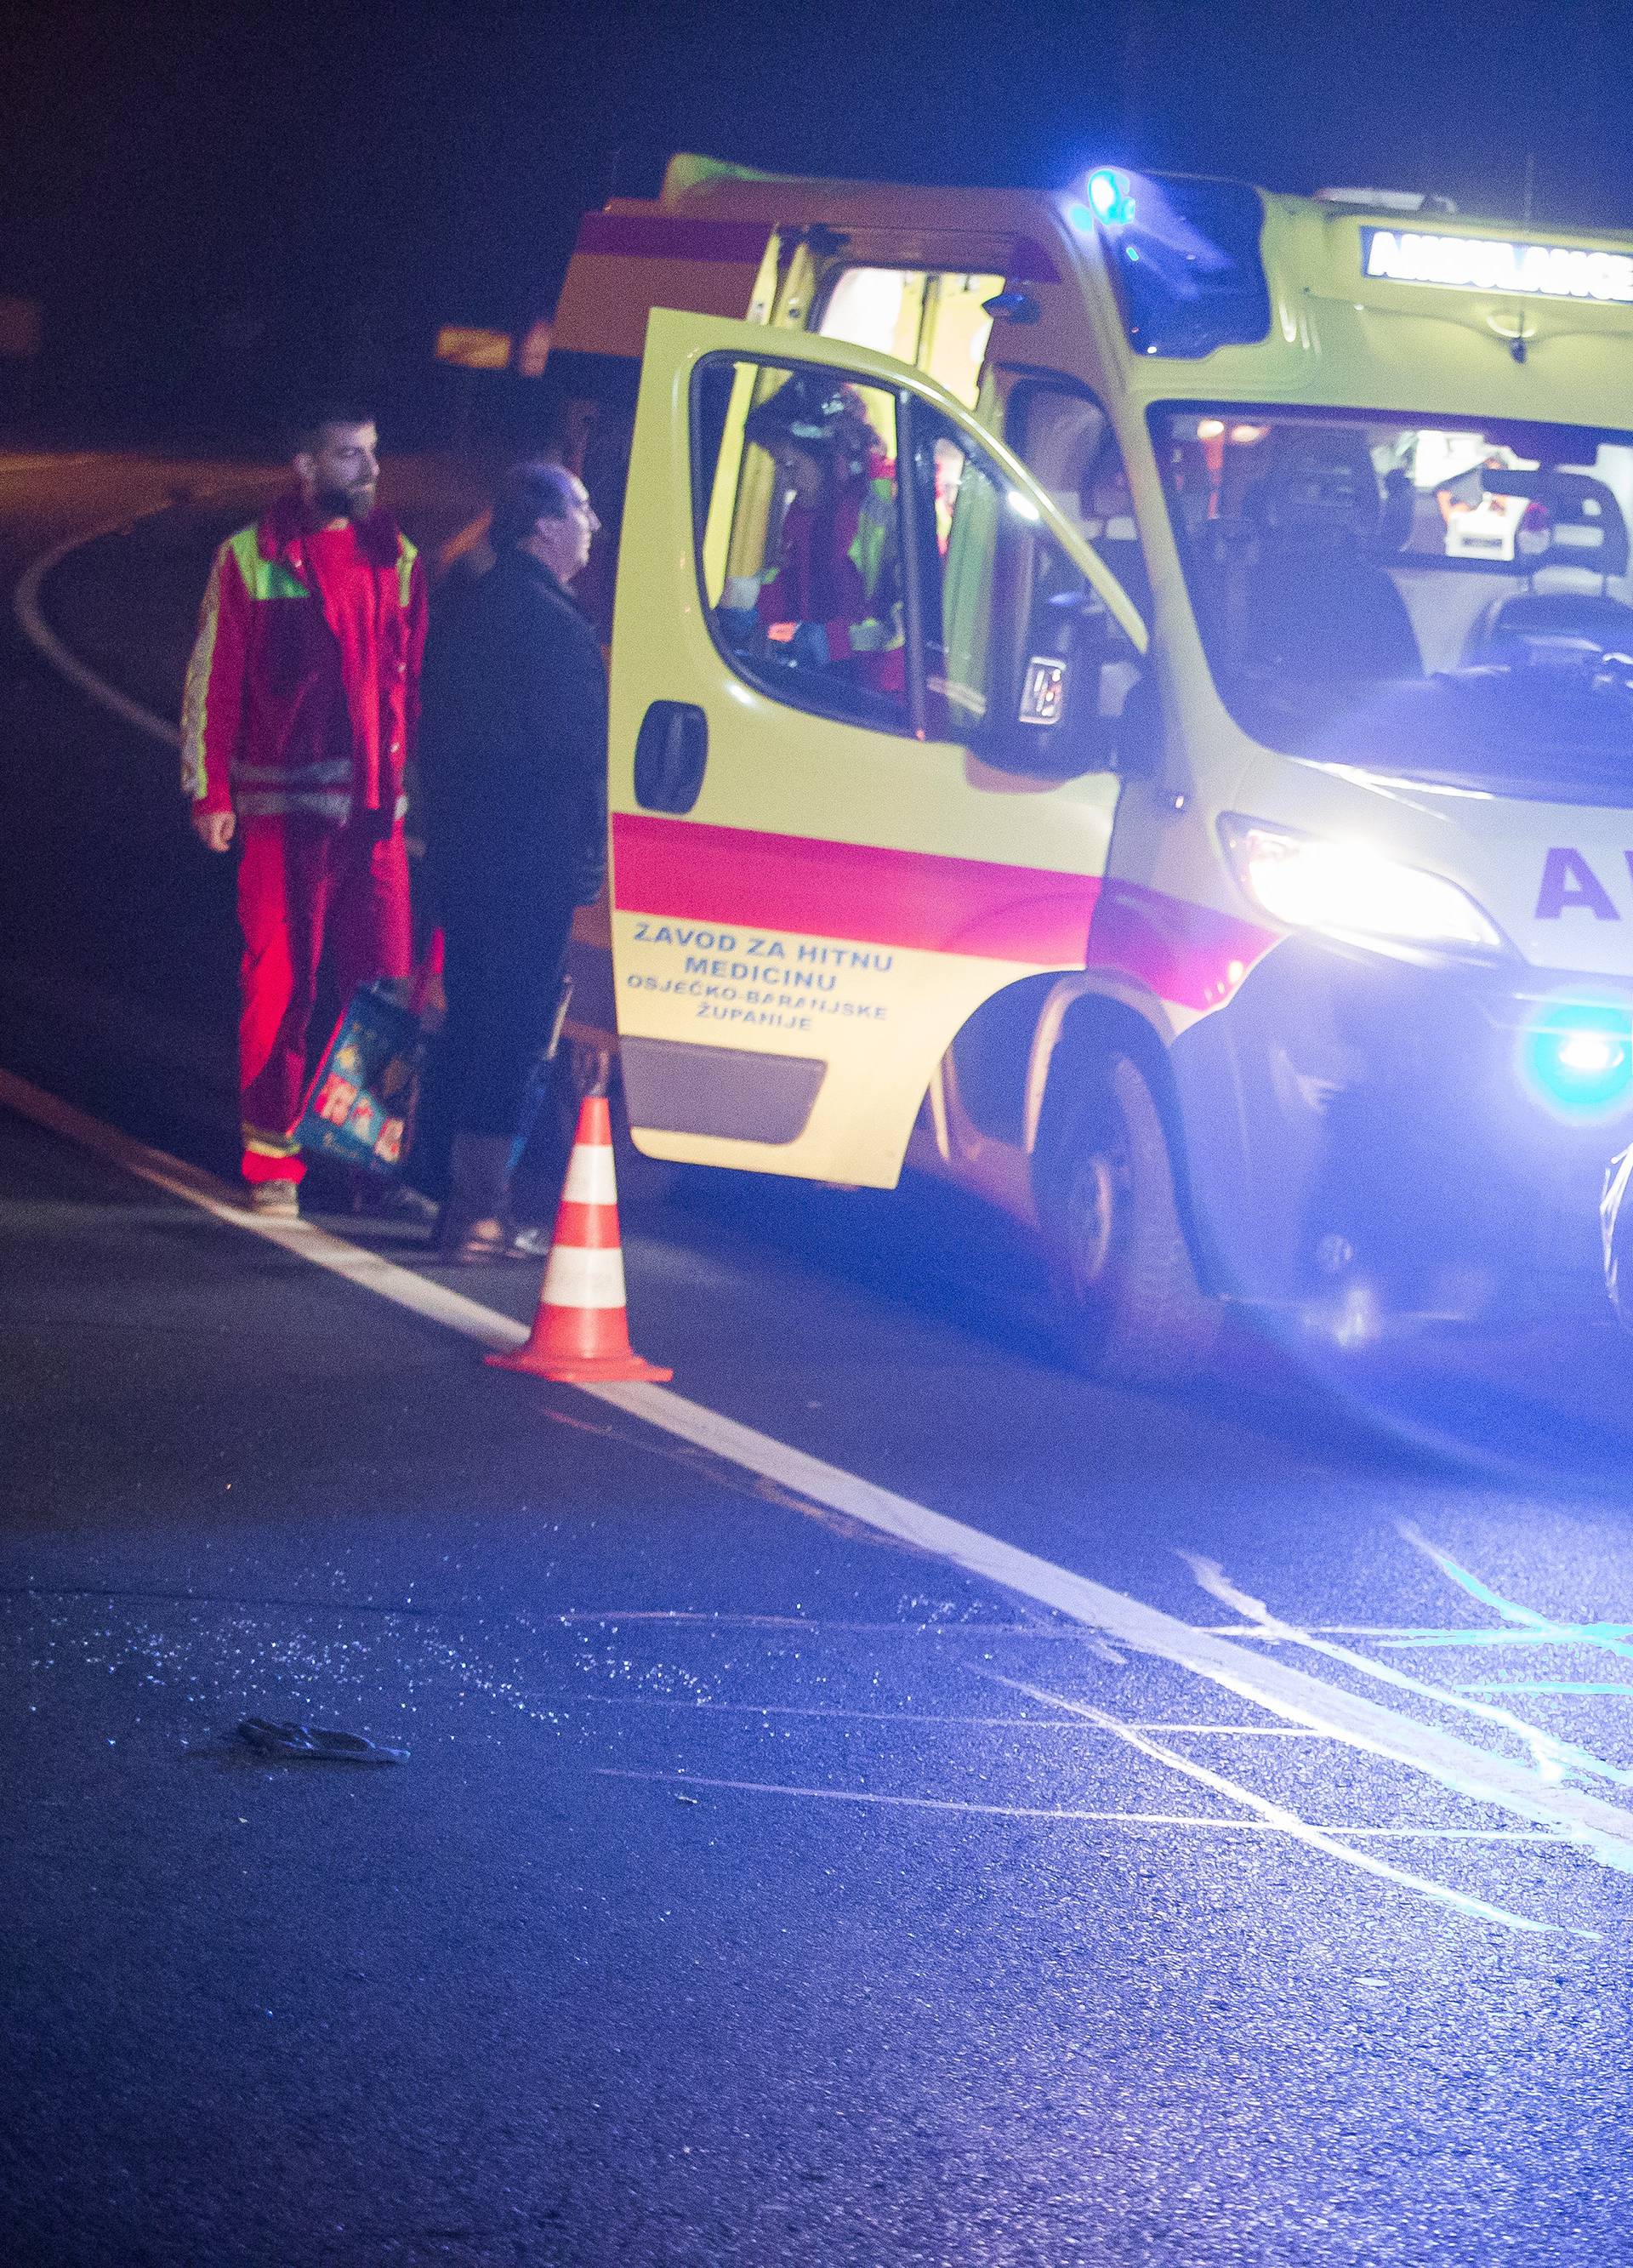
979, 566, 1135, 780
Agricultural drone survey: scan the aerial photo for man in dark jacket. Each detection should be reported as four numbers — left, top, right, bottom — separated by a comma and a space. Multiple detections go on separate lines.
418, 461, 607, 1260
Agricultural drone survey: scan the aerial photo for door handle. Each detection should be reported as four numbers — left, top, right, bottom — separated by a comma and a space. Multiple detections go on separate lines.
633, 701, 708, 814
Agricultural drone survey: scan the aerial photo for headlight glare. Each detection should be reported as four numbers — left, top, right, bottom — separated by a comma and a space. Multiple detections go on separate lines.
1220, 817, 1505, 954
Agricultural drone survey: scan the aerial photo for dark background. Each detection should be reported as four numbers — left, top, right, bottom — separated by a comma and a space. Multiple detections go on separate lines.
0, 0, 1626, 434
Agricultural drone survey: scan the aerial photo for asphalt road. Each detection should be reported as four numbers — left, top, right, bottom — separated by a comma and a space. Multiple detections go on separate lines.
6, 447, 1633, 2267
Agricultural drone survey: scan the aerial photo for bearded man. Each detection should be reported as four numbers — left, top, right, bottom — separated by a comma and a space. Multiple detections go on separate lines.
181, 392, 427, 1213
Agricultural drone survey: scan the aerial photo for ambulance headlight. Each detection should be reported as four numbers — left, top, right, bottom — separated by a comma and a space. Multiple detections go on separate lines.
1220, 818, 1506, 955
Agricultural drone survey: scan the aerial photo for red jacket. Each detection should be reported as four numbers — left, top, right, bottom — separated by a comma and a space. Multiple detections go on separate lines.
181, 489, 427, 825
755, 465, 898, 665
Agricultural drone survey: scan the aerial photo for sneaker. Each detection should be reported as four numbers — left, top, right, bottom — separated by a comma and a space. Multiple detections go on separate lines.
248, 1180, 300, 1219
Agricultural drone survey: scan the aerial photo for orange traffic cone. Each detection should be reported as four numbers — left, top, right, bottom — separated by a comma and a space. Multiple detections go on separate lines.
486, 1088, 672, 1385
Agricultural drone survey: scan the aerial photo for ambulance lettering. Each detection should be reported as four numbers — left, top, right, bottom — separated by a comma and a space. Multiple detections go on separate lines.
1535, 848, 1624, 920
632, 922, 738, 949
686, 953, 835, 989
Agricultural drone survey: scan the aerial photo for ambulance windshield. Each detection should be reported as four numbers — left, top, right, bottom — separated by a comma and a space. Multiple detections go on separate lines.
1153, 405, 1633, 800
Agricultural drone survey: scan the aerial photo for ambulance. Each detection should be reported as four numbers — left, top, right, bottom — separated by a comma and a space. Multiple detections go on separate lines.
540, 154, 1633, 1376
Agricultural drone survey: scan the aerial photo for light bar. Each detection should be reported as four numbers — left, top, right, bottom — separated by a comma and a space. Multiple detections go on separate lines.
1362, 225, 1633, 305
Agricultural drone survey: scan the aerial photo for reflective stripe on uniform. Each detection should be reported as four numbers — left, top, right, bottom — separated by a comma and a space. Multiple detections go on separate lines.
233, 761, 354, 787
227, 526, 310, 601
236, 790, 355, 822
242, 1122, 302, 1159
180, 550, 227, 801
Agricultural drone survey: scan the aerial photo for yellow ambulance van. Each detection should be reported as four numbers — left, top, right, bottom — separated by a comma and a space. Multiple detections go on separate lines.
543, 155, 1633, 1376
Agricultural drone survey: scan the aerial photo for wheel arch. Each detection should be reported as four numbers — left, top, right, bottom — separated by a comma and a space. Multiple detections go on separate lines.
1027, 978, 1215, 1293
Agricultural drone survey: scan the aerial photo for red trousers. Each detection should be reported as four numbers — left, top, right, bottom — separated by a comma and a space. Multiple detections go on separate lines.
237, 817, 412, 1182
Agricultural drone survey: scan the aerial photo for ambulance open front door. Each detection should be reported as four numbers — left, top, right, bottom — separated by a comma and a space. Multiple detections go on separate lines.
607, 310, 1147, 1189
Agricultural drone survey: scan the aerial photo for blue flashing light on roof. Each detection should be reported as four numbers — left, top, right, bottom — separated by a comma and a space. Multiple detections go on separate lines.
1086, 168, 1136, 225
1071, 167, 1272, 358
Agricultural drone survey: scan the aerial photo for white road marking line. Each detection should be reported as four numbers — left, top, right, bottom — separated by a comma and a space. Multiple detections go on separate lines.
1184, 1553, 1633, 1794
0, 1068, 527, 1352
1403, 1524, 1633, 1671
15, 510, 188, 747
594, 1769, 1288, 1826
14, 468, 461, 761
573, 1695, 1098, 1727
548, 1609, 1588, 1645
1197, 1624, 1590, 1641
13, 473, 279, 749
1464, 1683, 1633, 1698
595, 1769, 1561, 1843
1129, 1723, 1332, 1736
574, 1694, 1338, 1735
989, 1675, 1583, 1937
1324, 1827, 1558, 1842
548, 1610, 1126, 1636
11, 1063, 1633, 1892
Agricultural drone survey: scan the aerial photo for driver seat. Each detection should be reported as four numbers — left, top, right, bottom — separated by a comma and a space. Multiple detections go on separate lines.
1240, 433, 1421, 681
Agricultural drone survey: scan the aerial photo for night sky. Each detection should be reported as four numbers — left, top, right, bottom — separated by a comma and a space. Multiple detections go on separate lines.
2, 0, 1627, 421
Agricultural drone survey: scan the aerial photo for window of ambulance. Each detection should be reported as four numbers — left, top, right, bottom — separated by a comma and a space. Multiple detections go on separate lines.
1004, 378, 1152, 624
698, 359, 908, 731
693, 351, 1140, 773
816, 266, 1003, 410
914, 411, 1142, 760
1152, 403, 1633, 803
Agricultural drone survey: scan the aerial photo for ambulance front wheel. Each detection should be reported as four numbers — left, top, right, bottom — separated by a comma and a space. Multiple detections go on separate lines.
1043, 1053, 1220, 1387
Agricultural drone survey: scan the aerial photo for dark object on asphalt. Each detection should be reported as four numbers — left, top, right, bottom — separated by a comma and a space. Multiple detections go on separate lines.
235, 1717, 408, 1764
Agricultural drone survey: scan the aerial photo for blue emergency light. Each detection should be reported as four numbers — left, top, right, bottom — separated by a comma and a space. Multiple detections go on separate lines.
1085, 168, 1136, 225
1522, 1005, 1633, 1116
1067, 166, 1271, 357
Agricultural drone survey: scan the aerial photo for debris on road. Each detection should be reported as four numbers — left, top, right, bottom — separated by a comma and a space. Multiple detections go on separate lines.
234, 1717, 408, 1765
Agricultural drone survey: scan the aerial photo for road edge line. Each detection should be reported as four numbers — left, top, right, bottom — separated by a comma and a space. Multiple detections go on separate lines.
12, 467, 477, 755
0, 1066, 526, 1353
9, 1060, 1633, 1886
14, 511, 185, 748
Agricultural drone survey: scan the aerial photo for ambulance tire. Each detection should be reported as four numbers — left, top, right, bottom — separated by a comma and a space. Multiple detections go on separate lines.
1044, 1053, 1220, 1387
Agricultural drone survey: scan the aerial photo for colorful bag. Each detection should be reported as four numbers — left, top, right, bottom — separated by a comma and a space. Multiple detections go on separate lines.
297, 950, 437, 1178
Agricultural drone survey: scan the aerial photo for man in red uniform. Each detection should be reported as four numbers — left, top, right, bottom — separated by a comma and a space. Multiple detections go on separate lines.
181, 395, 428, 1214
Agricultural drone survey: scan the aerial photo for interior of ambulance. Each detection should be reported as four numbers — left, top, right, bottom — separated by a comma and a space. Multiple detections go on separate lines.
815, 265, 1002, 410
1153, 405, 1633, 795
693, 345, 1140, 771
